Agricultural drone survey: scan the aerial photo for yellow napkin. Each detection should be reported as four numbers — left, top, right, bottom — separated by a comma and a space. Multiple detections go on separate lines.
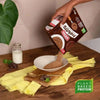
51, 67, 73, 86
24, 81, 41, 95
0, 52, 96, 96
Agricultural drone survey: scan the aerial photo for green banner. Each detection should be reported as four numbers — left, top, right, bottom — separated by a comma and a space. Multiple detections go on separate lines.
75, 79, 93, 93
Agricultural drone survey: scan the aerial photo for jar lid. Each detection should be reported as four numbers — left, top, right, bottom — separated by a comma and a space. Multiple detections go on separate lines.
13, 43, 21, 47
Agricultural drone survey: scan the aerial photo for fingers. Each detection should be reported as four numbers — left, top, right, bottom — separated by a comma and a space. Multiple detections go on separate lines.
61, 16, 68, 24
61, 10, 71, 24
51, 12, 59, 21
52, 13, 67, 25
61, 9, 72, 24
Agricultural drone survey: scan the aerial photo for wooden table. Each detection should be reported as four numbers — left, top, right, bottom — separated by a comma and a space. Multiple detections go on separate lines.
0, 43, 100, 100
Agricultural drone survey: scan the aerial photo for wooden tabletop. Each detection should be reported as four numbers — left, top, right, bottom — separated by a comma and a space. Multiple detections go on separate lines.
0, 43, 100, 100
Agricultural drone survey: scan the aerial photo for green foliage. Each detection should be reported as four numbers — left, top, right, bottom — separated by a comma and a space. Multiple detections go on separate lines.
3, 59, 13, 64
3, 59, 8, 64
0, 0, 18, 45
44, 78, 50, 82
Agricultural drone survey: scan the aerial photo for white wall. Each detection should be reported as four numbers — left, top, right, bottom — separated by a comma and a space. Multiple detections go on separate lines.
56, 0, 100, 42
0, 0, 55, 55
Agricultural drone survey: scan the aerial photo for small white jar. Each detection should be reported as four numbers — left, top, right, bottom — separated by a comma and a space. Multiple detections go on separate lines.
12, 43, 23, 64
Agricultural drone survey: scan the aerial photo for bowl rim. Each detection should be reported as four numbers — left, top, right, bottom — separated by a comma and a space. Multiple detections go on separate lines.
34, 55, 68, 72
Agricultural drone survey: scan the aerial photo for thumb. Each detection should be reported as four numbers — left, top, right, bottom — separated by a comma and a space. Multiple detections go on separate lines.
61, 8, 72, 24
51, 12, 59, 21
61, 15, 68, 24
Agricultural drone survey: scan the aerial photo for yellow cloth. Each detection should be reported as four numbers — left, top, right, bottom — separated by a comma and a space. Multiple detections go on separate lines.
0, 52, 96, 96
50, 67, 73, 86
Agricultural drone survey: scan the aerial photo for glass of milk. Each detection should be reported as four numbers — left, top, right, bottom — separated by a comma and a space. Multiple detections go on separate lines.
12, 43, 23, 64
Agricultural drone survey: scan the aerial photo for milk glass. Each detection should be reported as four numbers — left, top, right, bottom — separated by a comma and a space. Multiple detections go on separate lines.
12, 43, 23, 64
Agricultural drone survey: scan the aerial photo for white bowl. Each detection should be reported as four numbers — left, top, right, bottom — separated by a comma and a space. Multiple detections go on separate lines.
34, 55, 68, 72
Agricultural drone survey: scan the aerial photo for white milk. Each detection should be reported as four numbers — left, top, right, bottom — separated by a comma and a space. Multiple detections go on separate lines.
12, 50, 23, 64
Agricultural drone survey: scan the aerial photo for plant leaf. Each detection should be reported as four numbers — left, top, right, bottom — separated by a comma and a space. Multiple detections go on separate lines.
0, 4, 3, 16
0, 24, 13, 44
0, 0, 18, 45
4, 0, 18, 27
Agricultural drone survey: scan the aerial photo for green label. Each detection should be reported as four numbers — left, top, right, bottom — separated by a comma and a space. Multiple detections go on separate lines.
81, 28, 86, 34
75, 79, 93, 94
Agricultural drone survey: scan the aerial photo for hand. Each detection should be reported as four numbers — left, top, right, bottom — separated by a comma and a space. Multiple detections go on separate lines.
52, 0, 93, 24
52, 1, 75, 24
